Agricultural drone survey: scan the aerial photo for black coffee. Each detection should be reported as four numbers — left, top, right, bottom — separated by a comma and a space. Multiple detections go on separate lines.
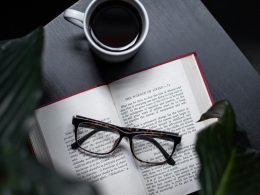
89, 1, 142, 50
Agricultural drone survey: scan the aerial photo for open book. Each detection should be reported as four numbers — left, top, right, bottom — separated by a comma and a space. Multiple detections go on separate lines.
30, 53, 214, 195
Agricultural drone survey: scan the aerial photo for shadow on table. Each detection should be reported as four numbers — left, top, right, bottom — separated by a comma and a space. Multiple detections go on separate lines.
69, 33, 139, 82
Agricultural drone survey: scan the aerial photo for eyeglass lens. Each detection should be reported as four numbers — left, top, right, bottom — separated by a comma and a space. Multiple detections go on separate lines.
77, 122, 120, 154
132, 134, 175, 163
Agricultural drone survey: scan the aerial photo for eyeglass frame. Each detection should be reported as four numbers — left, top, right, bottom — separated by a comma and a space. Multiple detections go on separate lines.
71, 115, 182, 166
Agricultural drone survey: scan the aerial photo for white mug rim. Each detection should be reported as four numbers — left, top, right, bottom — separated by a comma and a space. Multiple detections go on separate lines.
83, 0, 149, 56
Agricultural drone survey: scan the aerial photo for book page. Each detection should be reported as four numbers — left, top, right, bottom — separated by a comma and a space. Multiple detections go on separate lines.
34, 85, 147, 195
109, 54, 213, 195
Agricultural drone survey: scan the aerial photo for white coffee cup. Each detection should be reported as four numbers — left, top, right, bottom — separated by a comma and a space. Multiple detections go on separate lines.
64, 0, 149, 62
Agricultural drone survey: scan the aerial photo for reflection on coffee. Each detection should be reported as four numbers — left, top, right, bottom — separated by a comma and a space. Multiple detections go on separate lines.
89, 1, 142, 51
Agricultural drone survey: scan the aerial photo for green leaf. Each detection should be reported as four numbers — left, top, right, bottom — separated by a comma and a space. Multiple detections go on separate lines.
0, 29, 98, 195
0, 146, 98, 195
0, 28, 43, 148
196, 100, 260, 195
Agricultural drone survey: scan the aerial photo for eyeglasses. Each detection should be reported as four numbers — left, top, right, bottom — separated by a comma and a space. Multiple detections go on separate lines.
71, 115, 182, 166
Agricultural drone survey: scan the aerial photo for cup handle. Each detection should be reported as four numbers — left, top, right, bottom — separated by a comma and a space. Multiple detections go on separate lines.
64, 9, 85, 28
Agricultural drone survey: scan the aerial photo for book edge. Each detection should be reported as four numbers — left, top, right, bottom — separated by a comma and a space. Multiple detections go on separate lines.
38, 52, 213, 110
192, 53, 214, 104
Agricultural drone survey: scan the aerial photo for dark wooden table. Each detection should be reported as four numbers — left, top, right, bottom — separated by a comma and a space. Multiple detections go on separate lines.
41, 0, 260, 149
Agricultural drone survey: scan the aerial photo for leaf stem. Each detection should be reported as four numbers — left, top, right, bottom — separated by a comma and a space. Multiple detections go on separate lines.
215, 148, 236, 195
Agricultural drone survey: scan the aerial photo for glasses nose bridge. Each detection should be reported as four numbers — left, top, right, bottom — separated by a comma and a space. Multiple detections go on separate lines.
118, 128, 136, 143
119, 127, 135, 137
123, 136, 129, 142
